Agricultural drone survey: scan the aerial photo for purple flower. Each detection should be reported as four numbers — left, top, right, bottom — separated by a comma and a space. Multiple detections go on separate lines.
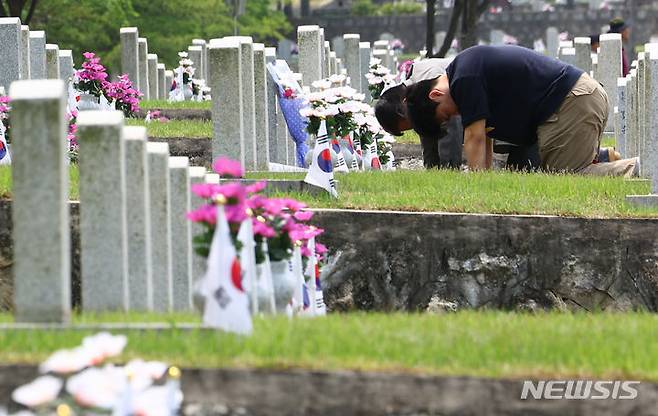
293, 211, 314, 222
212, 156, 244, 178
253, 219, 276, 238
246, 181, 267, 194
186, 204, 217, 225
191, 183, 220, 199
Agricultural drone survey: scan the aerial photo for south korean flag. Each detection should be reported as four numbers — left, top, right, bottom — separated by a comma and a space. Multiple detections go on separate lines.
304, 121, 338, 198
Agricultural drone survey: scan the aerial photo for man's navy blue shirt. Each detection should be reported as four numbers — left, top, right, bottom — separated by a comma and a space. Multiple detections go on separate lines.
446, 45, 583, 146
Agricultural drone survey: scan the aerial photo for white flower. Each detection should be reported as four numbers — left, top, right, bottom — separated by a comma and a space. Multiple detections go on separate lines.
299, 107, 314, 118
133, 385, 183, 416
66, 365, 126, 409
335, 87, 358, 99
311, 79, 332, 90
82, 332, 128, 361
352, 93, 366, 102
338, 101, 362, 114
367, 76, 383, 85
12, 376, 62, 408
324, 93, 341, 104
369, 58, 382, 66
324, 105, 340, 117
178, 52, 188, 58
329, 74, 346, 84
40, 346, 96, 374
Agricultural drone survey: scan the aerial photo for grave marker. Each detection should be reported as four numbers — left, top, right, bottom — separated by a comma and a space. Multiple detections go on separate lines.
253, 43, 270, 170
123, 126, 153, 311
147, 53, 158, 101
138, 37, 149, 99
20, 25, 30, 80
77, 111, 129, 312
0, 18, 21, 89
29, 30, 46, 79
343, 34, 361, 92
120, 27, 140, 91
147, 141, 174, 312
208, 37, 244, 165
169, 156, 193, 310
10, 79, 70, 323
45, 44, 60, 79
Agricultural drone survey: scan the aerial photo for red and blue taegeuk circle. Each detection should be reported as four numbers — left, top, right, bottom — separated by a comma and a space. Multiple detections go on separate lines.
318, 149, 333, 173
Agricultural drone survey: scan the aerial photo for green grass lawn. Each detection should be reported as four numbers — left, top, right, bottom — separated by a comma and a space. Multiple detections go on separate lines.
251, 169, 658, 218
1, 312, 657, 381
126, 119, 212, 138
1, 167, 654, 217
139, 100, 212, 111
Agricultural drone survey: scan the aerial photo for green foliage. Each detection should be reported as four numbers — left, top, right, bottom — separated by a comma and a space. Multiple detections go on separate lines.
377, 1, 424, 15
351, 0, 377, 16
29, 0, 290, 77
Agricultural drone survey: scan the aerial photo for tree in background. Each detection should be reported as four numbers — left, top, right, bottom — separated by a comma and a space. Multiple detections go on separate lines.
0, 0, 39, 24
427, 0, 489, 57
26, 0, 290, 76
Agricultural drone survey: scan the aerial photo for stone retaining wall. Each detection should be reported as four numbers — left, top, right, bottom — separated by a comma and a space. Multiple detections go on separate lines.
1, 203, 656, 312
1, 365, 657, 415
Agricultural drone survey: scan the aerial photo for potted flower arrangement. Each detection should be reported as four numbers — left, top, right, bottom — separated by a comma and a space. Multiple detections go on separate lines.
74, 52, 111, 111
169, 52, 198, 101
104, 74, 142, 118
365, 58, 395, 100
187, 157, 327, 313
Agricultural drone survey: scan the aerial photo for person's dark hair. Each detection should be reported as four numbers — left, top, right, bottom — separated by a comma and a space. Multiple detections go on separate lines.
374, 84, 407, 136
405, 77, 445, 138
589, 34, 600, 44
608, 17, 628, 33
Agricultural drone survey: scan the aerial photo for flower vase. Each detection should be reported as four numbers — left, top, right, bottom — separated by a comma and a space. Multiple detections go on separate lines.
77, 93, 101, 112
255, 263, 275, 313
183, 84, 193, 100
270, 260, 296, 312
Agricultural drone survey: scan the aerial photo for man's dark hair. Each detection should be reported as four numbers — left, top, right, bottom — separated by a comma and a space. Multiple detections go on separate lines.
405, 77, 445, 138
374, 84, 407, 136
590, 34, 600, 44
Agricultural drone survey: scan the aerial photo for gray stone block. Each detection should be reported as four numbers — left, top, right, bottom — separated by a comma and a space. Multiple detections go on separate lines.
123, 126, 153, 311
226, 36, 256, 170
208, 38, 244, 166
192, 39, 208, 81
343, 34, 361, 91
599, 33, 622, 131
253, 43, 270, 170
297, 25, 322, 87
189, 166, 208, 285
58, 50, 74, 82
28, 30, 45, 79
138, 37, 149, 99
359, 42, 371, 100
0, 18, 22, 90
9, 79, 70, 323
324, 41, 331, 78
168, 156, 193, 311
45, 44, 59, 79
147, 141, 173, 312
147, 53, 158, 101
20, 25, 30, 80
625, 194, 658, 207
616, 78, 627, 158
187, 45, 203, 82
265, 48, 280, 165
573, 37, 592, 74
546, 27, 559, 58
77, 111, 129, 312
120, 27, 139, 90
157, 63, 166, 100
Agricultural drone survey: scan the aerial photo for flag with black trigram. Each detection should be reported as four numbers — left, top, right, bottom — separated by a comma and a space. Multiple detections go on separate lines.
304, 121, 338, 198
330, 137, 350, 173
364, 137, 382, 170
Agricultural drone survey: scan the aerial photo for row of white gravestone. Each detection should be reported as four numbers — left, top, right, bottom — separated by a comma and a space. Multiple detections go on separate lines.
120, 27, 173, 101
617, 45, 658, 205
10, 78, 217, 323
0, 17, 76, 91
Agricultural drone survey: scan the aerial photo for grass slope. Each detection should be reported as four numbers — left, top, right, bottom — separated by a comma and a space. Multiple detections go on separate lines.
1, 312, 657, 381
139, 100, 212, 111
126, 119, 212, 138
0, 167, 654, 217
251, 169, 658, 218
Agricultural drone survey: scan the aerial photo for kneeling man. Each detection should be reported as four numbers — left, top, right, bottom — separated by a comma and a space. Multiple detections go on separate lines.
405, 45, 637, 175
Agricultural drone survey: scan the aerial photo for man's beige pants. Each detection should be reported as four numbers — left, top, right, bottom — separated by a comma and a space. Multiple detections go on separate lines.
537, 73, 637, 177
